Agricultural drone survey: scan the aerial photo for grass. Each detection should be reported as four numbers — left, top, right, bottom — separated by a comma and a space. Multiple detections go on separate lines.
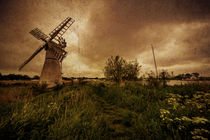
0, 81, 209, 139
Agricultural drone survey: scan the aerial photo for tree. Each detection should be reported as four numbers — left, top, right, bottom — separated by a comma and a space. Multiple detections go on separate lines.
33, 75, 40, 80
175, 74, 185, 80
146, 71, 160, 87
159, 70, 170, 87
123, 60, 141, 81
185, 73, 192, 79
104, 56, 126, 84
192, 72, 199, 79
104, 56, 141, 83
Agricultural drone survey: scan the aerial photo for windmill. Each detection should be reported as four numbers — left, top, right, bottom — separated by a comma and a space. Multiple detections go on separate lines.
19, 17, 75, 87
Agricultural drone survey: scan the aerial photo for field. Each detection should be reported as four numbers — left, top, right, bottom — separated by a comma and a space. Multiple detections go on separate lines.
0, 81, 209, 139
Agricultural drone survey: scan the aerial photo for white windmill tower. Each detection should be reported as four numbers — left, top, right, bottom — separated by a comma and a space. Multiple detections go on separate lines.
19, 17, 75, 87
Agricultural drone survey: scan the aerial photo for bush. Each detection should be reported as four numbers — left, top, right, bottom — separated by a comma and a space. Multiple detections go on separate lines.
104, 56, 141, 84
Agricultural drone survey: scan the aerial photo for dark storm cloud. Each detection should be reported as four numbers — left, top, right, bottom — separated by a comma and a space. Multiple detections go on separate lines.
83, 0, 210, 56
152, 23, 210, 67
80, 0, 210, 75
0, 0, 210, 76
184, 24, 210, 59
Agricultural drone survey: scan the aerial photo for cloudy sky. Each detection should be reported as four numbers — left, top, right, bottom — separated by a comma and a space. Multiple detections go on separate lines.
0, 0, 209, 77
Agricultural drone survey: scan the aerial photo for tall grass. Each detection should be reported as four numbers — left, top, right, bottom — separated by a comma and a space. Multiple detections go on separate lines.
0, 86, 33, 103
0, 82, 209, 139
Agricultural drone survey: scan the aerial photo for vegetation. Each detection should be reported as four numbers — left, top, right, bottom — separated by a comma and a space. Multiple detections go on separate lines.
174, 72, 201, 80
0, 73, 39, 80
0, 81, 209, 139
104, 56, 141, 84
159, 70, 171, 87
0, 56, 209, 139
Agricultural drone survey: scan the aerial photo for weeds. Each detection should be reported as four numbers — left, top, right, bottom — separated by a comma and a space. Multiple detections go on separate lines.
31, 83, 48, 96
0, 81, 209, 139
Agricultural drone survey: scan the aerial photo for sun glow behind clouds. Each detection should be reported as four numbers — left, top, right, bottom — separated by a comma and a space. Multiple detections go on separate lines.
62, 16, 93, 77
62, 16, 104, 77
68, 32, 79, 46
63, 52, 103, 77
64, 52, 88, 70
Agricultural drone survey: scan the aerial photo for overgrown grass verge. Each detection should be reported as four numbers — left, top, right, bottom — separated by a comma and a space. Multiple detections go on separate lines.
0, 82, 209, 139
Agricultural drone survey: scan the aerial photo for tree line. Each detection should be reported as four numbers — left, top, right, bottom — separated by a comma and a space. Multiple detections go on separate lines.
104, 55, 210, 84
1, 55, 208, 81
0, 73, 39, 80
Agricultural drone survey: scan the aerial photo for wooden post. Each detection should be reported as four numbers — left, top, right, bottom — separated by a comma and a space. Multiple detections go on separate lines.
151, 44, 158, 78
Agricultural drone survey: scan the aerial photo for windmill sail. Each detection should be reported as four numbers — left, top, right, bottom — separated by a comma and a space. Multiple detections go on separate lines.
49, 17, 75, 41
18, 45, 45, 71
30, 28, 49, 42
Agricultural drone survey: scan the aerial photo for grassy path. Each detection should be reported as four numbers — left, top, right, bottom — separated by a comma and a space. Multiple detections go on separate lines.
1, 83, 209, 139
93, 95, 134, 139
